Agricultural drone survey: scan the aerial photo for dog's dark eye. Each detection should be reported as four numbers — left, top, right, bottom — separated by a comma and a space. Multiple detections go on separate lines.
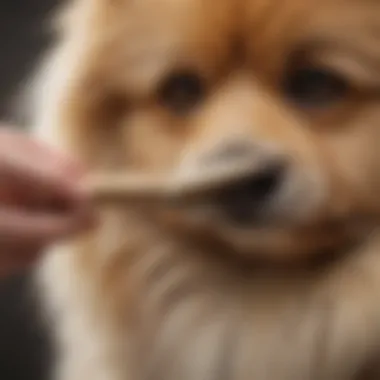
158, 71, 205, 114
284, 66, 349, 107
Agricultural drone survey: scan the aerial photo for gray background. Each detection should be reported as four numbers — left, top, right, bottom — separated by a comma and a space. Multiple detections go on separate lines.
0, 2, 61, 380
0, 0, 59, 121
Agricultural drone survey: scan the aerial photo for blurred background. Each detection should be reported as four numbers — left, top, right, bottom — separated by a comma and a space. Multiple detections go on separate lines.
0, 0, 59, 120
0, 1, 59, 379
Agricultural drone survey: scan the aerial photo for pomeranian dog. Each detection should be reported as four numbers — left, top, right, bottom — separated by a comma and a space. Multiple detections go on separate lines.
30, 0, 380, 379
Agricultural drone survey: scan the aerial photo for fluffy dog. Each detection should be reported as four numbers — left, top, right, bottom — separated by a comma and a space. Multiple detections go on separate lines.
31, 0, 380, 379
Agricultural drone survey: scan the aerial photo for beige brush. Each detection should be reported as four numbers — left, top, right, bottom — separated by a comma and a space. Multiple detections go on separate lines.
84, 161, 260, 205
84, 173, 177, 205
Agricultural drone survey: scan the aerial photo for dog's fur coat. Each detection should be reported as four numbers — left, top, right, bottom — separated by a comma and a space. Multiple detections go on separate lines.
31, 0, 380, 379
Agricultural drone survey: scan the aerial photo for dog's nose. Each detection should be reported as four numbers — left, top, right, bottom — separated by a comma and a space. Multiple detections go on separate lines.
198, 141, 286, 225
214, 164, 284, 224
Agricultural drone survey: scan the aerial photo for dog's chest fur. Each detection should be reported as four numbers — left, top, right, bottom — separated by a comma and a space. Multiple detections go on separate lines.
36, 213, 380, 380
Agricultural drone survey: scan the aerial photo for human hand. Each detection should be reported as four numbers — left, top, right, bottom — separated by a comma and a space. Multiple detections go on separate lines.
0, 127, 92, 277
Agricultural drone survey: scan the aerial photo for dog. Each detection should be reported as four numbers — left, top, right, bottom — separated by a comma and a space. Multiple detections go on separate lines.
30, 0, 380, 379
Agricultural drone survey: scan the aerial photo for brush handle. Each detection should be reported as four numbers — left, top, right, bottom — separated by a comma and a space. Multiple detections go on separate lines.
84, 162, 261, 205
84, 173, 174, 204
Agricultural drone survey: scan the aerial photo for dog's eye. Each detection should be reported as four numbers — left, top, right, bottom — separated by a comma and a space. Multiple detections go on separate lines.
158, 71, 205, 114
284, 66, 349, 107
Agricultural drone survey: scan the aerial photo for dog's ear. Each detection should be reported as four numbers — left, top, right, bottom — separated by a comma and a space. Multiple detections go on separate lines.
53, 0, 124, 35
35, 0, 130, 166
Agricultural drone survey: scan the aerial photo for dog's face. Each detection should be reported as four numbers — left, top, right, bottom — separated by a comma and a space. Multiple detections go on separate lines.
60, 0, 380, 262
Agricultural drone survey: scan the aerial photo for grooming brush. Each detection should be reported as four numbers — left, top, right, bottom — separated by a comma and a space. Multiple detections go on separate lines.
84, 160, 259, 205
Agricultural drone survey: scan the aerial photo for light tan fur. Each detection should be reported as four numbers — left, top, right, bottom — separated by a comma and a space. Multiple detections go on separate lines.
32, 0, 380, 379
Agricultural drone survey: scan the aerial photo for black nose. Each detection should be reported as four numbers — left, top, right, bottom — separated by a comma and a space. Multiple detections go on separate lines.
213, 164, 284, 225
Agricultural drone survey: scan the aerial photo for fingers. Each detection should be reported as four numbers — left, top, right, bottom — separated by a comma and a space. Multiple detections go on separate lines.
0, 126, 92, 228
0, 129, 86, 204
0, 202, 93, 279
0, 127, 95, 278
0, 206, 90, 246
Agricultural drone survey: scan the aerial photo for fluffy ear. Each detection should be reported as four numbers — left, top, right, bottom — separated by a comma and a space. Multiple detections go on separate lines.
53, 0, 121, 36
32, 0, 125, 161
